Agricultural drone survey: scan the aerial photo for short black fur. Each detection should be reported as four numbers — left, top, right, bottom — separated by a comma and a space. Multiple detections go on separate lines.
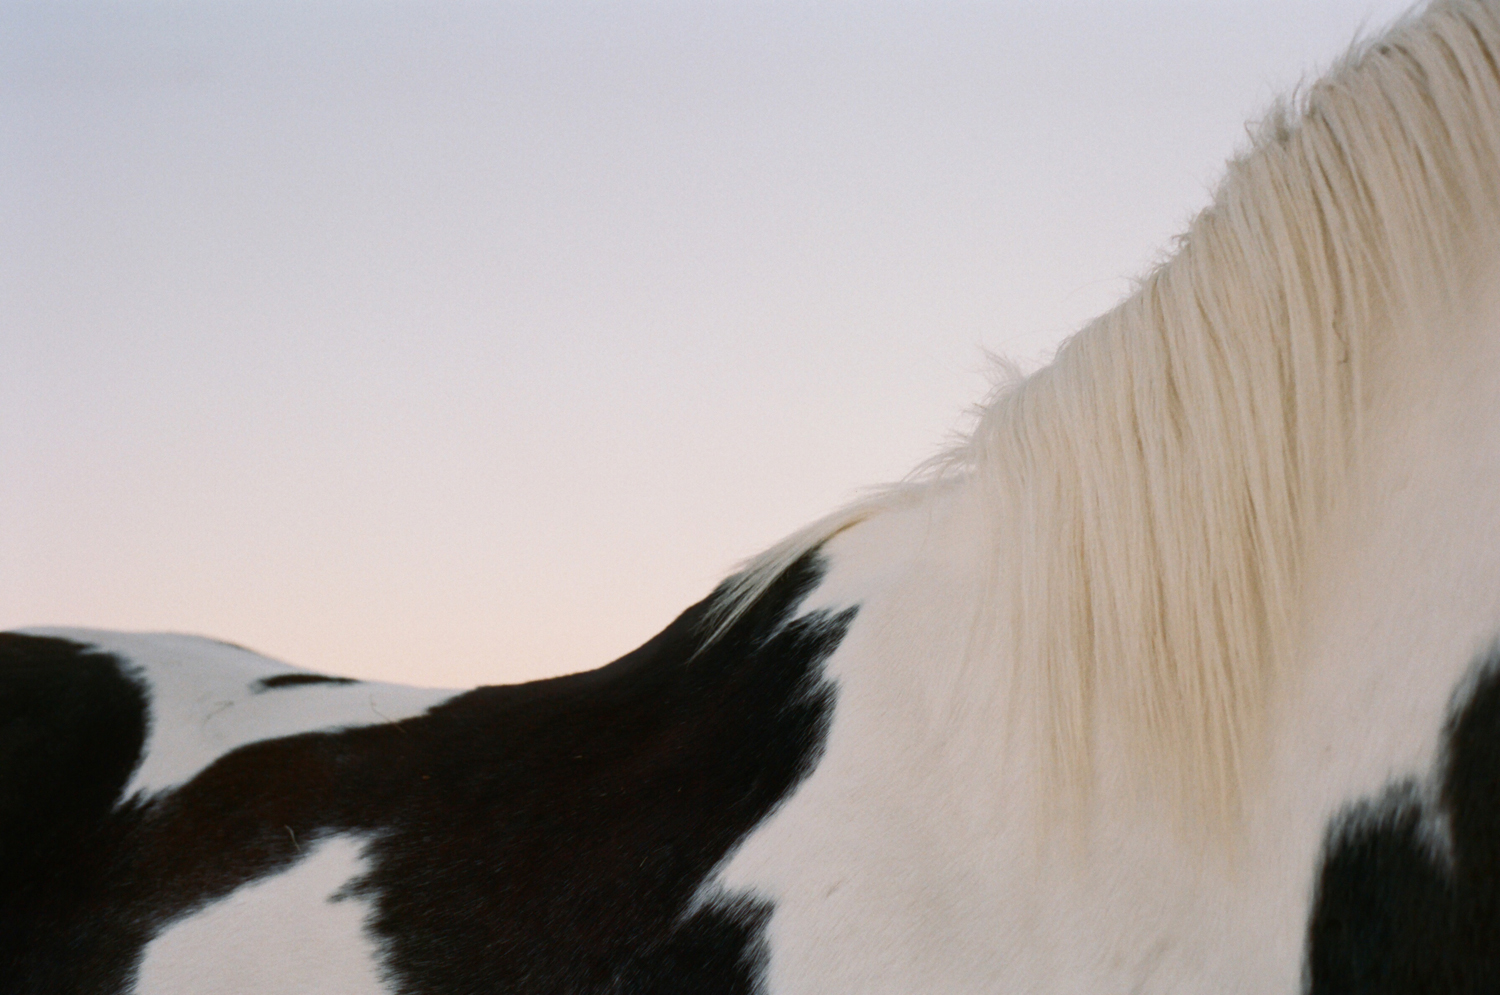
1307, 647, 1500, 994
0, 553, 852, 994
0, 634, 149, 994
253, 673, 359, 691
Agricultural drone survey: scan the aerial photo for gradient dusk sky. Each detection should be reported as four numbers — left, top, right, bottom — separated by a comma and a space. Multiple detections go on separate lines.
3, 1, 1415, 687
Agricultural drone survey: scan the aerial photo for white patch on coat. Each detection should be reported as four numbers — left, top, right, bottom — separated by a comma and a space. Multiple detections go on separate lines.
22, 629, 460, 799
132, 834, 389, 995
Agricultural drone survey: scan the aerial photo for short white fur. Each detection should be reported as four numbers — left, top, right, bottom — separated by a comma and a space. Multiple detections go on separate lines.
23, 629, 459, 799
131, 834, 390, 995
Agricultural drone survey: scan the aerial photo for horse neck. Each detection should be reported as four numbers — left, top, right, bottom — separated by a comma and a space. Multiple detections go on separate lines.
822, 256, 1500, 852
1300, 266, 1500, 734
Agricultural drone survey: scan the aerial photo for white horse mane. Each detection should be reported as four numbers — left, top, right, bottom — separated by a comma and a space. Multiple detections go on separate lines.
717, 0, 1500, 825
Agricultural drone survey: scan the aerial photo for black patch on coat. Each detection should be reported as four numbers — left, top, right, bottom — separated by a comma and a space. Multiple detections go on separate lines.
1306, 648, 1500, 994
0, 633, 149, 994
253, 673, 359, 691
0, 553, 852, 995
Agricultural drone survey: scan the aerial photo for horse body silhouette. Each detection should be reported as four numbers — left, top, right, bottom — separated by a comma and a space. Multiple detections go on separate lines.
10, 1, 1500, 991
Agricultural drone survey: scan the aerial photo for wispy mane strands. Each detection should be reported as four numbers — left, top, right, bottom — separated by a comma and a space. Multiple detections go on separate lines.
718, 0, 1500, 828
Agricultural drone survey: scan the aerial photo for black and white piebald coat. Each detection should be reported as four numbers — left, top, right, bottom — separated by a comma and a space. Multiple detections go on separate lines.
15, 514, 1500, 994
13, 1, 1500, 991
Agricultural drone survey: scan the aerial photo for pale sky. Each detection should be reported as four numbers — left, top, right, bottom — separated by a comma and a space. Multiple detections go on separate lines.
2, 0, 1415, 688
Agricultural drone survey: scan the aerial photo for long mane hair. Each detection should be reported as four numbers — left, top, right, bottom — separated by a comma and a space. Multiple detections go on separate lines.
717, 0, 1500, 825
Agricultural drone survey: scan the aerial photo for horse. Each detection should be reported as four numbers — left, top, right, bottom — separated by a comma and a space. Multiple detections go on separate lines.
9, 1, 1500, 991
